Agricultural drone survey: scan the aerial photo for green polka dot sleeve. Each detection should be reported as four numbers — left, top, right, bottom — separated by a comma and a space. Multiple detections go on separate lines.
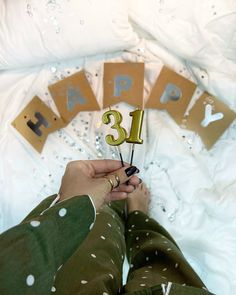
0, 195, 96, 295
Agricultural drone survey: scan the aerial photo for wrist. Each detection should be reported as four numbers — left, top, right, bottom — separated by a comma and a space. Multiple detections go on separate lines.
88, 194, 105, 210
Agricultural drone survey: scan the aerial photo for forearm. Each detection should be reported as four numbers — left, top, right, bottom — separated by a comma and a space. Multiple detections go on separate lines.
0, 195, 95, 295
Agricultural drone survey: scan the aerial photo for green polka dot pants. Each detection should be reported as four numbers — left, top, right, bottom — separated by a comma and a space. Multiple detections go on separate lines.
53, 200, 213, 295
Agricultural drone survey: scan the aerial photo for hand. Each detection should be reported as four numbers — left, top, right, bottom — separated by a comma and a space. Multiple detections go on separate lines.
59, 160, 140, 209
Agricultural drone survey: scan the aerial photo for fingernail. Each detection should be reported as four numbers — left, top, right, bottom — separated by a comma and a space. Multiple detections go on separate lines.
139, 178, 142, 184
125, 166, 139, 177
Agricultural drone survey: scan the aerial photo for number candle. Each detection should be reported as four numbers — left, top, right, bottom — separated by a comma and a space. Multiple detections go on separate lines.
126, 109, 144, 144
102, 110, 127, 146
102, 108, 144, 166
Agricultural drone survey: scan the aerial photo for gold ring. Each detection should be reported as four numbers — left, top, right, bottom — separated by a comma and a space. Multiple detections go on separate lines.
114, 174, 120, 188
104, 177, 115, 192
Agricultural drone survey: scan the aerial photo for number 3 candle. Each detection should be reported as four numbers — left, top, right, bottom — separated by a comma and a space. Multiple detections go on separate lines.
102, 110, 127, 146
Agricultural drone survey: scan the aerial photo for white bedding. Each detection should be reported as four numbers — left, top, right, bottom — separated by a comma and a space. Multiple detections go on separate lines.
1, 1, 236, 295
0, 0, 138, 69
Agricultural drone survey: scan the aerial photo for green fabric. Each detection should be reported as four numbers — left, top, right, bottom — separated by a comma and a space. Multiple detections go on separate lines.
0, 195, 95, 295
124, 211, 212, 294
53, 203, 126, 295
124, 283, 211, 295
52, 200, 214, 295
0, 196, 215, 295
22, 194, 58, 222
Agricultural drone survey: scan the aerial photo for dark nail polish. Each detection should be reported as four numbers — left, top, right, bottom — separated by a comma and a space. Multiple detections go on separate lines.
139, 178, 142, 184
125, 166, 139, 177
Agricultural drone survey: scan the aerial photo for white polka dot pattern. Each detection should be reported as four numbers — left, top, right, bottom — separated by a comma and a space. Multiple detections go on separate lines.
51, 286, 56, 292
26, 274, 35, 286
30, 221, 40, 227
59, 208, 67, 217
81, 280, 88, 284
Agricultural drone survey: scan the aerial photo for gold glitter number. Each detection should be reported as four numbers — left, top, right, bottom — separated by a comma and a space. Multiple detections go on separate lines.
126, 110, 144, 144
102, 110, 127, 146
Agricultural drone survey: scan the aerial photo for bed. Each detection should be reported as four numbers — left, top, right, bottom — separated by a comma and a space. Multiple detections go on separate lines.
0, 1, 236, 294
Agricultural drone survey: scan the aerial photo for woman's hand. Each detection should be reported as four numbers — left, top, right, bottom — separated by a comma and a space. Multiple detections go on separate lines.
59, 160, 140, 209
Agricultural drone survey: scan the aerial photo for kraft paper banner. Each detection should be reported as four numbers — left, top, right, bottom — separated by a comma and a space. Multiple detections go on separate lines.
11, 64, 236, 153
145, 66, 197, 124
185, 92, 236, 149
49, 71, 100, 123
11, 96, 65, 153
103, 63, 144, 108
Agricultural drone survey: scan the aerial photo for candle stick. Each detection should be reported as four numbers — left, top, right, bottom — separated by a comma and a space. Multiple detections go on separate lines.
116, 145, 124, 167
129, 143, 135, 166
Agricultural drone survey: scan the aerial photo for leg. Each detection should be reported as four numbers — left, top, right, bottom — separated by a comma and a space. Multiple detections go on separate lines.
53, 201, 126, 295
123, 184, 206, 293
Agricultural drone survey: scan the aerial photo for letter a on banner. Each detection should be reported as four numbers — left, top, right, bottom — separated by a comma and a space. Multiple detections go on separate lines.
103, 63, 144, 108
145, 66, 197, 124
11, 96, 65, 153
185, 92, 236, 149
49, 71, 100, 123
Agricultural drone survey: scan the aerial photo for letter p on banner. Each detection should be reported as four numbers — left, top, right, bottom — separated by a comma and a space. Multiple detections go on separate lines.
103, 63, 144, 108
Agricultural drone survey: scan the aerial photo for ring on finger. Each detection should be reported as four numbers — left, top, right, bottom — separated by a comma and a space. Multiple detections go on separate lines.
114, 174, 120, 188
104, 177, 115, 192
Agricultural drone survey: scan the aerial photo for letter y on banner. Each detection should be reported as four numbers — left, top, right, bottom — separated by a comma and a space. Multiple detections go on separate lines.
185, 92, 236, 149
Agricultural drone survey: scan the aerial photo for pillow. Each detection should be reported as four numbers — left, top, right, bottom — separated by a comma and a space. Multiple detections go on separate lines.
0, 0, 138, 69
128, 0, 236, 73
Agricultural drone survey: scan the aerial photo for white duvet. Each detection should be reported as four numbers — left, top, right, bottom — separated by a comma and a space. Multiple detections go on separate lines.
0, 1, 236, 295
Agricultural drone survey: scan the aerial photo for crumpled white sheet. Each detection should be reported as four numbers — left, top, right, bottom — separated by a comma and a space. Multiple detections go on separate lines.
1, 0, 236, 291
128, 0, 236, 112
0, 0, 138, 69
128, 0, 236, 71
1, 39, 236, 295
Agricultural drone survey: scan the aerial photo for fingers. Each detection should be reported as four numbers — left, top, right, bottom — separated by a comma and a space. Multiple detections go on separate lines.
101, 165, 140, 197
87, 160, 128, 175
106, 176, 141, 193
127, 175, 141, 186
109, 191, 128, 201
114, 184, 136, 193
94, 174, 141, 185
107, 166, 140, 187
